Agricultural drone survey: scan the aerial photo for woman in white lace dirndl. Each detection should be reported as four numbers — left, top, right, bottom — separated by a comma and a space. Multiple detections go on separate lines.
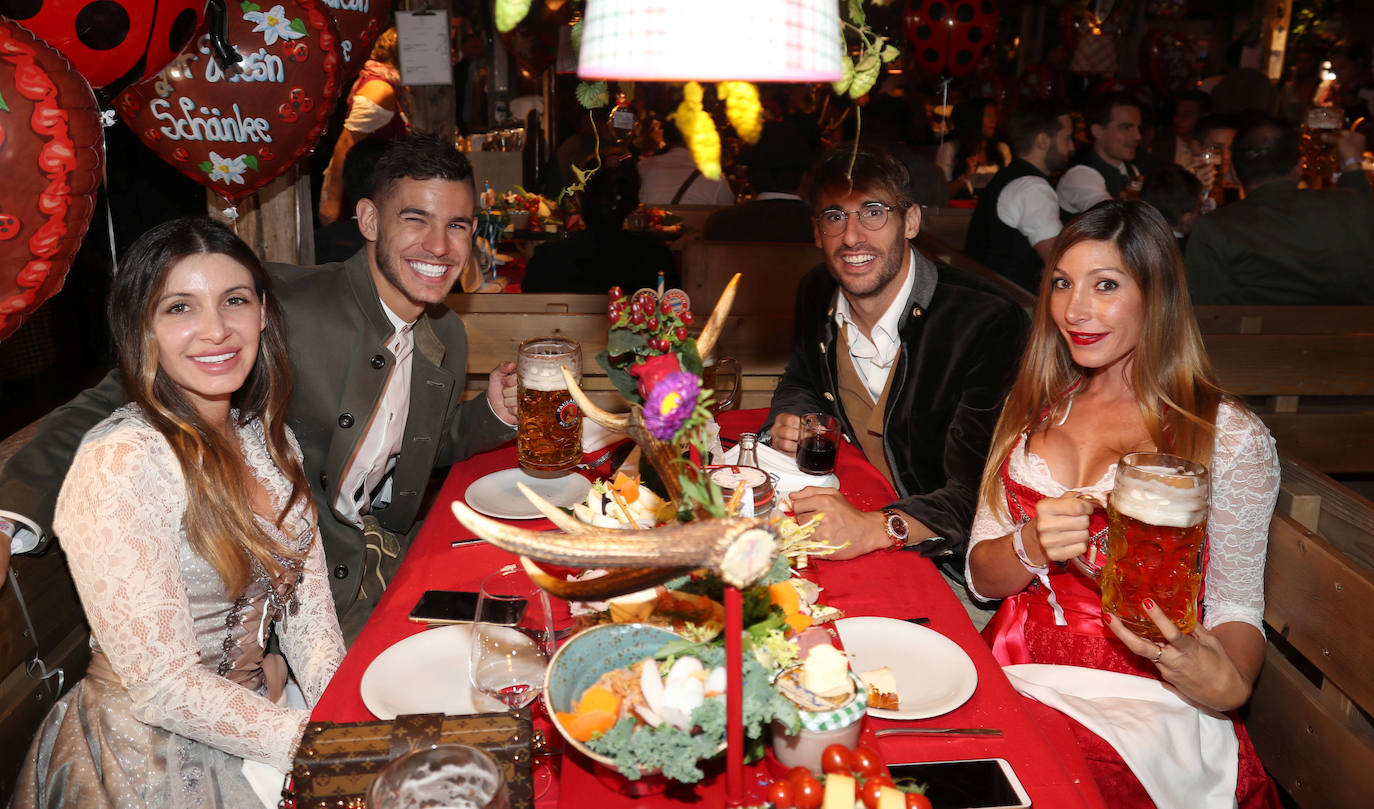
965, 201, 1279, 808
11, 218, 345, 809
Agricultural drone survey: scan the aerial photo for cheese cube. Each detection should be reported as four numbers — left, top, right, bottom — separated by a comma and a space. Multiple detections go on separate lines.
878, 786, 906, 809
802, 644, 851, 698
822, 773, 855, 809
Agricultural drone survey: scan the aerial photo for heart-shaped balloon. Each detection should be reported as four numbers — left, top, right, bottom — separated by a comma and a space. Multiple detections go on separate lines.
0, 0, 208, 94
320, 0, 392, 80
115, 0, 341, 201
904, 0, 1000, 79
0, 20, 105, 343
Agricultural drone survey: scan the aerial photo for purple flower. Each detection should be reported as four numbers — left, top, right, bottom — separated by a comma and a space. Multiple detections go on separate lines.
644, 371, 701, 441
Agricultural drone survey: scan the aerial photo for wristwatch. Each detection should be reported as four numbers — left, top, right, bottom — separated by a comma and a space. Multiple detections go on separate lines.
881, 509, 909, 552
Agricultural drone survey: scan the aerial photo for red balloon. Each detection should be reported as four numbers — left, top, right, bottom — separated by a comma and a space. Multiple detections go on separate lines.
322, 0, 391, 81
2, 0, 207, 92
115, 0, 342, 202
904, 0, 1000, 79
1140, 29, 1197, 98
0, 20, 105, 342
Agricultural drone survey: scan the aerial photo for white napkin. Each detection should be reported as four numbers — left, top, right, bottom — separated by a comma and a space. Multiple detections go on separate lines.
582, 418, 626, 454
1003, 664, 1239, 809
716, 441, 840, 509
241, 682, 307, 808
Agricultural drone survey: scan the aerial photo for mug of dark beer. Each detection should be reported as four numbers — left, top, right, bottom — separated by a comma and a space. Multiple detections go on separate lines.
701, 354, 741, 413
516, 337, 582, 478
1099, 452, 1209, 641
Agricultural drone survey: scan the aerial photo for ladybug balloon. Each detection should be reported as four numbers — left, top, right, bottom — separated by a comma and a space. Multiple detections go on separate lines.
904, 0, 1000, 79
0, 0, 207, 94
0, 19, 105, 342
115, 0, 341, 202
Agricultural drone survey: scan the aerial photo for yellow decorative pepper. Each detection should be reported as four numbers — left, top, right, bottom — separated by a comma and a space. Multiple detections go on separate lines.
669, 81, 722, 180
717, 81, 763, 145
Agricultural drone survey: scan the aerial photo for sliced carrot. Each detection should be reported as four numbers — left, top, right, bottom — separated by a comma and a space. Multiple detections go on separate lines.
568, 709, 618, 741
554, 711, 578, 730
610, 472, 640, 504
769, 580, 801, 615
576, 685, 622, 716
784, 612, 813, 636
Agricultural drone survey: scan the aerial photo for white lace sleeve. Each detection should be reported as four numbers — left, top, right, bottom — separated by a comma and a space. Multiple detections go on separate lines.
52, 423, 311, 771
277, 431, 345, 707
1201, 403, 1279, 634
965, 491, 1020, 603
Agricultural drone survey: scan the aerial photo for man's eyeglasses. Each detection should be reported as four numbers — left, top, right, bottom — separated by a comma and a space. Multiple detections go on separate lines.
816, 203, 899, 236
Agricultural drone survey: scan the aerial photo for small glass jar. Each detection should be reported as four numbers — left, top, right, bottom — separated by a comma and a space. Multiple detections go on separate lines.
770, 666, 868, 772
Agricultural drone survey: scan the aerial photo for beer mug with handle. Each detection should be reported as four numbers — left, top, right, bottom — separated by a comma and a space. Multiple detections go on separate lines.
517, 337, 583, 478
701, 354, 741, 413
1100, 452, 1209, 641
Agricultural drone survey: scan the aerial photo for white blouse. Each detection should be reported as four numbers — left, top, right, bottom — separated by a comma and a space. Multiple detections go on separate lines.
965, 400, 1280, 634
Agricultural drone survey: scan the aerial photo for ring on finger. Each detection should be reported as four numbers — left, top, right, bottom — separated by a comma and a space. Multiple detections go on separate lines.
1152, 645, 1164, 664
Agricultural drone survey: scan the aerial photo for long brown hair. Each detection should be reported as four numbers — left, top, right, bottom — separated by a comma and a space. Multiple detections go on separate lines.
108, 218, 310, 593
978, 201, 1226, 519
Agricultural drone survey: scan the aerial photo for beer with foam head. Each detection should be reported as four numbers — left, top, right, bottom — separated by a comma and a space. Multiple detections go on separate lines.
516, 337, 582, 477
1100, 453, 1210, 641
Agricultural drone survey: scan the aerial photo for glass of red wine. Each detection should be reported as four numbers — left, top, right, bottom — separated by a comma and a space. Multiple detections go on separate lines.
797, 412, 839, 475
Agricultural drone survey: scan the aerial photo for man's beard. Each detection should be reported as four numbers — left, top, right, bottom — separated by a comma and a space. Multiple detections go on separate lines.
829, 240, 905, 299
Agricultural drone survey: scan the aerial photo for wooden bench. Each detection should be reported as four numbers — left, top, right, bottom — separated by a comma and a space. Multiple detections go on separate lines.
1245, 455, 1374, 809
0, 422, 91, 797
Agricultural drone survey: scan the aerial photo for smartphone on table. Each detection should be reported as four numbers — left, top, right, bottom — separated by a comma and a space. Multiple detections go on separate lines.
408, 590, 527, 625
887, 758, 1031, 809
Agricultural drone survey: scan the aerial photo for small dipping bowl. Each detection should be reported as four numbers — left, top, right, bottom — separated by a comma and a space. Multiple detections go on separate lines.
770, 666, 868, 772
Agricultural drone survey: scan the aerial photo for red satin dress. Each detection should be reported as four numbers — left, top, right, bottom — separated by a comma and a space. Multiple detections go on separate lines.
981, 461, 1279, 809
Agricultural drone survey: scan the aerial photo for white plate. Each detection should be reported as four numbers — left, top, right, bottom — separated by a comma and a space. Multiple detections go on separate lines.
360, 625, 501, 719
464, 468, 589, 520
835, 616, 978, 720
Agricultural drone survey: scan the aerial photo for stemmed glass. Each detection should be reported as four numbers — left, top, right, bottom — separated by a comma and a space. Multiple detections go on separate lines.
469, 565, 556, 796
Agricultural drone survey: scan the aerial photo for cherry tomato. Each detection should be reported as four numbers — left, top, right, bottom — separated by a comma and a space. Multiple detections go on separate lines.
784, 766, 813, 788
859, 777, 887, 809
820, 743, 854, 775
867, 775, 896, 791
793, 774, 823, 809
905, 791, 933, 809
766, 780, 795, 809
849, 745, 883, 778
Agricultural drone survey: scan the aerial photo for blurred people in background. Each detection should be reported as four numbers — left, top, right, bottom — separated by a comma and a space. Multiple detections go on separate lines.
319, 29, 409, 225
314, 140, 388, 264
966, 101, 1073, 292
1186, 119, 1374, 304
522, 162, 677, 294
637, 116, 736, 206
1319, 40, 1374, 126
1278, 48, 1323, 124
1153, 90, 1211, 168
704, 119, 818, 242
1058, 92, 1143, 215
937, 98, 1012, 200
853, 94, 948, 208
1140, 164, 1204, 253
1208, 38, 1278, 116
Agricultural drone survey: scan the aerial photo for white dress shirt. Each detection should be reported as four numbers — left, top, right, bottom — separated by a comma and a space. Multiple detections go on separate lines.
833, 250, 918, 402
334, 300, 414, 528
998, 175, 1063, 247
1058, 161, 1131, 214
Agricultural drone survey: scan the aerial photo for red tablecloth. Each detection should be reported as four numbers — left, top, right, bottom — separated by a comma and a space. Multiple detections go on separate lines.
311, 409, 1105, 808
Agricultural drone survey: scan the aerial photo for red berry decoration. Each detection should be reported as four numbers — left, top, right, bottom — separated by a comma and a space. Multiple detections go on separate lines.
608, 286, 623, 299
680, 310, 695, 325
630, 311, 645, 326
660, 299, 673, 314
674, 326, 688, 341
647, 318, 659, 331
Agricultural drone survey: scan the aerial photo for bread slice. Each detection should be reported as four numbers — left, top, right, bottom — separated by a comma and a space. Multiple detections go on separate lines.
860, 666, 900, 710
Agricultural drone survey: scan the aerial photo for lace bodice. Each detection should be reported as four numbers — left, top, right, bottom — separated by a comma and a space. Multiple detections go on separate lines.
967, 400, 1280, 633
52, 406, 345, 771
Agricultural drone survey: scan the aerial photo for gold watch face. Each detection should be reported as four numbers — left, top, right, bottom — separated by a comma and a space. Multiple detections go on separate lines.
885, 512, 908, 540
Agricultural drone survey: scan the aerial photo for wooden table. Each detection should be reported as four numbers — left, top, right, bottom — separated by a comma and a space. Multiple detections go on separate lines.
311, 409, 1106, 808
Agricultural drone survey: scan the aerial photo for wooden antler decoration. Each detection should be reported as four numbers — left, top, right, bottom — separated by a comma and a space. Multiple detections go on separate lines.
447, 275, 767, 600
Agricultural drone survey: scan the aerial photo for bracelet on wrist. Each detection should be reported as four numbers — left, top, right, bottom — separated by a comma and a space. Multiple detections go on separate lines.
1012, 524, 1048, 574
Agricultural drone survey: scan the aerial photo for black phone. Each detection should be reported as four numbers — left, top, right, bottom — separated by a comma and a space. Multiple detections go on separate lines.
407, 590, 526, 625
887, 758, 1031, 809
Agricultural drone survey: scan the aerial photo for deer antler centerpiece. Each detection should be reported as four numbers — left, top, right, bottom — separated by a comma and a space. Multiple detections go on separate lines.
449, 274, 780, 598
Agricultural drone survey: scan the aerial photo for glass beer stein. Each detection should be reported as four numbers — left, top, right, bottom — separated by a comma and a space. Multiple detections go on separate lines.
701, 354, 741, 413
1100, 452, 1209, 642
516, 337, 582, 477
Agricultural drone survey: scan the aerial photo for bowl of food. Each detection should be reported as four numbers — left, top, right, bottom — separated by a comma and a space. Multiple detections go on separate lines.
544, 622, 755, 788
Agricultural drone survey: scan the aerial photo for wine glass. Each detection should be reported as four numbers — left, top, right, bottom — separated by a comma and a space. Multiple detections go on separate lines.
469, 565, 557, 797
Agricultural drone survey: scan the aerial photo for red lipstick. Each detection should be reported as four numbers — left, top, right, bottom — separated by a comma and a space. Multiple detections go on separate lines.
1068, 332, 1106, 345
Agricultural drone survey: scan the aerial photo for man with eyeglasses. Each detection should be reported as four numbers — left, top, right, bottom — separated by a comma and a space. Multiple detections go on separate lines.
761, 144, 1029, 624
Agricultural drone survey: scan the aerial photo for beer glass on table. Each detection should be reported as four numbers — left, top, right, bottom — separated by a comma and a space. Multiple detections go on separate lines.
516, 337, 582, 478
1099, 452, 1209, 642
796, 413, 839, 476
701, 354, 741, 413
